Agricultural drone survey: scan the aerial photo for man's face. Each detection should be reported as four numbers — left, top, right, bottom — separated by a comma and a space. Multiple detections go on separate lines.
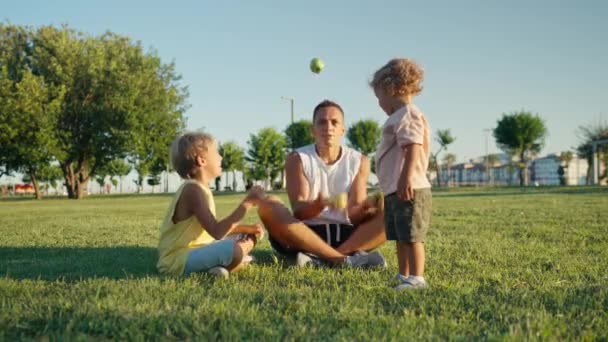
312, 106, 345, 148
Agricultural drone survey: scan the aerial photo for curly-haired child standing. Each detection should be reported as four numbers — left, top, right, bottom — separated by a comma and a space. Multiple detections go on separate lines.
370, 58, 432, 290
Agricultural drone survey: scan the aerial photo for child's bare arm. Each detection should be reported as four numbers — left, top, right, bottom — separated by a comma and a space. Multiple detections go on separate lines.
231, 224, 264, 238
185, 184, 262, 240
398, 143, 423, 200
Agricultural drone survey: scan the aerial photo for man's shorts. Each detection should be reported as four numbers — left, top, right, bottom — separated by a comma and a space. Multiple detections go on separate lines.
183, 239, 235, 275
269, 223, 355, 257
383, 188, 432, 243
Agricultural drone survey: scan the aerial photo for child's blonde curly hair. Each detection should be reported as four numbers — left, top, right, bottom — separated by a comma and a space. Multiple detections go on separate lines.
369, 58, 424, 97
170, 131, 215, 179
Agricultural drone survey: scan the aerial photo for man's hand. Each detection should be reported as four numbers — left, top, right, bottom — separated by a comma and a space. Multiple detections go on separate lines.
315, 192, 331, 210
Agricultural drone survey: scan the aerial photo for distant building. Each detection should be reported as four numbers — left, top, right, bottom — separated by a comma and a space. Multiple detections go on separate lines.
530, 155, 561, 185
436, 153, 588, 187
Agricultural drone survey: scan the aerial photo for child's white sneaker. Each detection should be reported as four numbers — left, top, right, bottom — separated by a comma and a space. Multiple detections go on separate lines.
394, 276, 427, 290
207, 266, 229, 279
391, 273, 409, 287
242, 254, 254, 264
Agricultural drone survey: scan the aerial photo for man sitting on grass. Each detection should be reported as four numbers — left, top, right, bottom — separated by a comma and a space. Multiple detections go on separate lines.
257, 100, 387, 267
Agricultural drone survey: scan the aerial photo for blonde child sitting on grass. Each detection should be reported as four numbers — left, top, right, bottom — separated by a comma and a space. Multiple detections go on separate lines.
157, 132, 265, 278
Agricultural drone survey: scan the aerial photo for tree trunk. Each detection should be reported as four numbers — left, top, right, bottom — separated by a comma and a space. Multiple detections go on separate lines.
62, 161, 90, 199
434, 156, 442, 187
446, 164, 450, 187
215, 176, 221, 192
519, 151, 527, 186
232, 170, 237, 192
137, 176, 144, 193
30, 172, 42, 200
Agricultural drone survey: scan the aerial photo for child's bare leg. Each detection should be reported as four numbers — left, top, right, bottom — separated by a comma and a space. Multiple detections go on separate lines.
407, 242, 425, 276
226, 236, 256, 272
396, 241, 410, 276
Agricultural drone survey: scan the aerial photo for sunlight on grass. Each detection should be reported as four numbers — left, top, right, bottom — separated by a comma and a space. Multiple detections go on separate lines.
1, 187, 607, 339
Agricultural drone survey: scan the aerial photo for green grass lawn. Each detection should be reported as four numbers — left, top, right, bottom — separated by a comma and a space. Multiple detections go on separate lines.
1, 187, 607, 340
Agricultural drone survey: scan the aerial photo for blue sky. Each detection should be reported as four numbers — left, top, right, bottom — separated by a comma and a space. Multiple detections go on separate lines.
4, 0, 608, 164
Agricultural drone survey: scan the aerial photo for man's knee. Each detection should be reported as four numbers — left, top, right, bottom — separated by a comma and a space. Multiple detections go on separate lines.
265, 195, 283, 203
258, 196, 288, 220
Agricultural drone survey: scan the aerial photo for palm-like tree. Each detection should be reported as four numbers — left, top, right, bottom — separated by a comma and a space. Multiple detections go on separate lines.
576, 121, 608, 184
432, 129, 456, 187
493, 111, 547, 186
483, 154, 501, 184
442, 153, 457, 186
220, 141, 246, 191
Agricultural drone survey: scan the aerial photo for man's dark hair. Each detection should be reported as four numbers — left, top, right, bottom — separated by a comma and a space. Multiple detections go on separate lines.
312, 100, 345, 122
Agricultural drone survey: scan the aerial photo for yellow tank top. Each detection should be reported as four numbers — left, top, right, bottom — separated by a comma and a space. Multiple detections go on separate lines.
157, 180, 216, 276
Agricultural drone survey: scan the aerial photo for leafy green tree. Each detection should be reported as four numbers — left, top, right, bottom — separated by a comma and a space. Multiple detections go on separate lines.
0, 24, 64, 199
493, 111, 547, 186
133, 158, 166, 193
95, 175, 107, 194
29, 25, 186, 199
431, 129, 456, 187
575, 120, 608, 184
243, 163, 265, 190
246, 128, 287, 190
37, 164, 63, 195
346, 119, 381, 156
557, 151, 574, 185
103, 159, 131, 193
443, 153, 457, 186
285, 120, 314, 150
220, 141, 245, 191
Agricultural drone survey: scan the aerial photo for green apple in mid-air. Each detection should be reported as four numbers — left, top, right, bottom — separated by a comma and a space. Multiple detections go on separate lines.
310, 57, 324, 74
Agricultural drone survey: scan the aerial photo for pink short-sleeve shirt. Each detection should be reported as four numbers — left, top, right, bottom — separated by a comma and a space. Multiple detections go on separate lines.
375, 104, 431, 194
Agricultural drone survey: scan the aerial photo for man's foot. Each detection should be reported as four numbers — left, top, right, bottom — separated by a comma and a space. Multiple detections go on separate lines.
344, 250, 387, 268
296, 252, 325, 267
207, 266, 229, 279
394, 276, 427, 290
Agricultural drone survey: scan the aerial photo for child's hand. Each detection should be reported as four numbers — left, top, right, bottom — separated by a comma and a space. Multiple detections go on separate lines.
252, 223, 265, 240
243, 185, 266, 207
397, 177, 415, 201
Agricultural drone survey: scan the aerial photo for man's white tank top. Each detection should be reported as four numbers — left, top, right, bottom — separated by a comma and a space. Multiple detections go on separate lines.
296, 144, 362, 225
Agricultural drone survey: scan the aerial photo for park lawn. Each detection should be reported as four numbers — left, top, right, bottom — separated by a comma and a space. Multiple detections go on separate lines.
1, 187, 607, 340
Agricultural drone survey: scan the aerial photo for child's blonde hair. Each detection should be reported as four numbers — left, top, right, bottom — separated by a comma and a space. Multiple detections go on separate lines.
369, 58, 424, 97
170, 131, 215, 179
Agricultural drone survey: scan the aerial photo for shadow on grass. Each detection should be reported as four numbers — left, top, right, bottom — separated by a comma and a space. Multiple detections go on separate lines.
1, 246, 287, 281
0, 246, 158, 281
